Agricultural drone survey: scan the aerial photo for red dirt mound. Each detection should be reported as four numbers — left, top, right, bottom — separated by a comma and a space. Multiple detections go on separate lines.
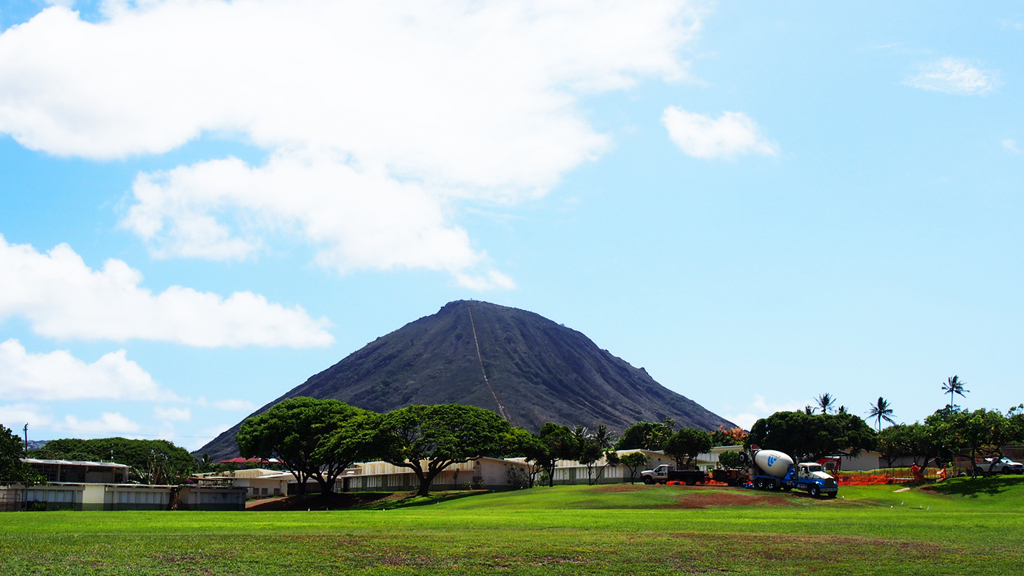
674, 491, 794, 509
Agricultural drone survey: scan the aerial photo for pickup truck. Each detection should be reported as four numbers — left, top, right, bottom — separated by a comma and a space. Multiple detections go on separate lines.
641, 464, 707, 486
975, 457, 1024, 475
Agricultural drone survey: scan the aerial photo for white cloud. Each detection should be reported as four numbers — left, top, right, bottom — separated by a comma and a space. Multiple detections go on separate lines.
0, 0, 702, 286
0, 403, 55, 429
0, 235, 333, 347
1, 405, 139, 439
1003, 139, 1022, 154
904, 57, 996, 95
722, 394, 808, 430
154, 406, 191, 422
662, 107, 778, 160
212, 399, 254, 411
121, 152, 487, 277
0, 339, 173, 401
55, 412, 140, 436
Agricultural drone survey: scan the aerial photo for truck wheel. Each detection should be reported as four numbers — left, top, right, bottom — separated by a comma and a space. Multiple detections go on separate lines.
643, 477, 654, 485
809, 485, 820, 498
755, 479, 765, 490
1003, 467, 1010, 475
686, 479, 696, 486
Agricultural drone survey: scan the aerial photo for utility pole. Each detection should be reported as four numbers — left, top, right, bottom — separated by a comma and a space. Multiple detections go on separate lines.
23, 423, 28, 452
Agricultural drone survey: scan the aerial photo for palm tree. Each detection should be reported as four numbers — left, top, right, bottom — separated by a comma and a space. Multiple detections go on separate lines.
867, 397, 895, 431
815, 393, 836, 415
942, 376, 968, 409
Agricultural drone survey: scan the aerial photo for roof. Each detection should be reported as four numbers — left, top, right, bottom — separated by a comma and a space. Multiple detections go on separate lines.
218, 457, 281, 464
22, 458, 129, 469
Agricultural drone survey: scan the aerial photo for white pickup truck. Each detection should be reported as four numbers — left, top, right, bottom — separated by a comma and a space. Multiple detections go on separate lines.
976, 457, 1024, 475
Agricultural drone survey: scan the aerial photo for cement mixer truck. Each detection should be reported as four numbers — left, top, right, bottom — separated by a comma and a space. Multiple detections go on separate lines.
746, 447, 838, 498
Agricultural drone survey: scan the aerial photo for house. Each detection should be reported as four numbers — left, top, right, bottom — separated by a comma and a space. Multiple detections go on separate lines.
22, 458, 130, 484
0, 459, 247, 511
194, 468, 293, 499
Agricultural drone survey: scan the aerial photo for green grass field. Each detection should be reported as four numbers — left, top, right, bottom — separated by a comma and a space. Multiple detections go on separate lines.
2, 476, 1022, 575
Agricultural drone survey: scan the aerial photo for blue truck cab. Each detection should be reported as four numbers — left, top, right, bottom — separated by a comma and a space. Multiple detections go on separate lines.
787, 462, 838, 498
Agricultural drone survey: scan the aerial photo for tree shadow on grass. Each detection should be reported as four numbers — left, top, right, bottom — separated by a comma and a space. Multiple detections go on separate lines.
920, 475, 1024, 498
359, 489, 491, 509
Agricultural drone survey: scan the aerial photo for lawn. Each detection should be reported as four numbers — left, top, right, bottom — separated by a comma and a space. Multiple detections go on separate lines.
1, 476, 1021, 575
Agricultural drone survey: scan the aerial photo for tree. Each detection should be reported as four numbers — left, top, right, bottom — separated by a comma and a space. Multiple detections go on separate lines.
876, 424, 907, 468
578, 440, 605, 485
718, 450, 743, 469
33, 437, 195, 484
508, 428, 546, 488
815, 393, 836, 415
237, 397, 378, 495
537, 423, 578, 487
376, 404, 512, 496
664, 428, 712, 470
931, 408, 1013, 476
925, 407, 966, 473
867, 397, 896, 432
942, 375, 968, 409
620, 451, 649, 484
710, 426, 748, 447
592, 424, 614, 450
746, 411, 876, 463
1, 424, 40, 485
614, 421, 672, 450
575, 424, 616, 485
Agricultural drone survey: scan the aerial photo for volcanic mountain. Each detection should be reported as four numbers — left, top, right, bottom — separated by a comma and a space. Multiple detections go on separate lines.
197, 300, 734, 460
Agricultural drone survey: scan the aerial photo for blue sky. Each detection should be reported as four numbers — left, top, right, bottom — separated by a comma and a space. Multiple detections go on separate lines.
1, 1, 1021, 450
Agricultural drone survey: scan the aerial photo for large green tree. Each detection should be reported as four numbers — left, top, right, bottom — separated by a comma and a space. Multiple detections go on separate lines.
536, 422, 578, 487
32, 437, 195, 484
614, 421, 672, 450
620, 451, 649, 484
375, 404, 512, 496
746, 411, 876, 463
876, 424, 909, 468
507, 428, 546, 488
1, 424, 40, 485
664, 428, 712, 470
237, 397, 378, 495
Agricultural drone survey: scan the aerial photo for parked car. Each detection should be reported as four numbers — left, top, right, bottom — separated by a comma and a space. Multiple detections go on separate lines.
974, 457, 1024, 475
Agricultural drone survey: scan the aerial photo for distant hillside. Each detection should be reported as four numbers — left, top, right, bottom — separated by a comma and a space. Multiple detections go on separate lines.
197, 301, 733, 460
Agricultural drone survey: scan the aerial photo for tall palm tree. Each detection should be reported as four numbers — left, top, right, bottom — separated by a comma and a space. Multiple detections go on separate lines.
942, 375, 968, 409
815, 393, 836, 415
867, 397, 895, 431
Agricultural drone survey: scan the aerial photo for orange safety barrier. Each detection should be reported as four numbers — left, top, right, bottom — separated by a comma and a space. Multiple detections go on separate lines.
834, 471, 943, 486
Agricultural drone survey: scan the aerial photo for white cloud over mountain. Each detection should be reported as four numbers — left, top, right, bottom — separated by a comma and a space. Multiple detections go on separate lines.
0, 339, 171, 401
662, 107, 777, 160
0, 235, 333, 347
0, 0, 701, 286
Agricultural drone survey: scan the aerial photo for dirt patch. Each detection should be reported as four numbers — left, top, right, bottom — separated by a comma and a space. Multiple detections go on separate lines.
592, 484, 650, 493
674, 491, 794, 509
